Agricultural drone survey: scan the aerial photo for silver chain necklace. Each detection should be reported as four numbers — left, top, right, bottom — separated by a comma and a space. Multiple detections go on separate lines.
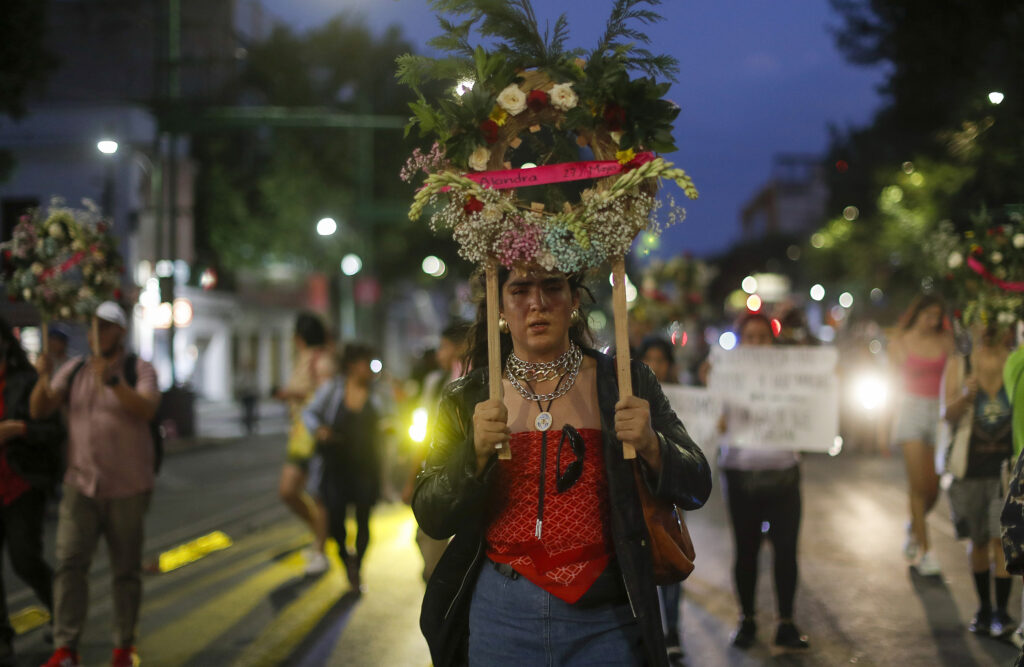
505, 343, 582, 407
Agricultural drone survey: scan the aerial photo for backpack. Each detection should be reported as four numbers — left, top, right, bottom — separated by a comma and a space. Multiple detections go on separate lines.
67, 354, 164, 473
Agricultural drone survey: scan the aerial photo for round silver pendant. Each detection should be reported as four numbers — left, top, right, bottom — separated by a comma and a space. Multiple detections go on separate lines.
535, 411, 553, 432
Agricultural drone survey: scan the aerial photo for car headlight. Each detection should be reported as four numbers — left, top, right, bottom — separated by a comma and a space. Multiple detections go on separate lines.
852, 372, 888, 412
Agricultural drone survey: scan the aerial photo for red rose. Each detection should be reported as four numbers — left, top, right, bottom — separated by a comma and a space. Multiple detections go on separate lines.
603, 104, 626, 131
463, 196, 484, 214
479, 119, 499, 145
624, 152, 655, 171
527, 90, 549, 112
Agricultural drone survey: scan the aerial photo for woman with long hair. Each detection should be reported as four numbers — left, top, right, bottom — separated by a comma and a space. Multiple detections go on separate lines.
274, 312, 335, 575
413, 266, 711, 666
943, 323, 1015, 637
889, 294, 954, 575
0, 318, 62, 665
302, 343, 382, 592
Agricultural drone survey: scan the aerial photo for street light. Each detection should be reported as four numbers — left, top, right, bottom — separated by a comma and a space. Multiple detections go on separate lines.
809, 284, 825, 302
340, 253, 362, 276
97, 139, 119, 154
989, 91, 1005, 105
316, 217, 337, 236
422, 255, 447, 278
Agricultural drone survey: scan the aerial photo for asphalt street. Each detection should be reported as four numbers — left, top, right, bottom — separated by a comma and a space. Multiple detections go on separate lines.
5, 419, 1022, 666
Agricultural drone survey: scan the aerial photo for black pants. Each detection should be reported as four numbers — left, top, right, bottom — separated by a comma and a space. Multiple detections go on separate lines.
722, 466, 801, 619
320, 480, 372, 563
0, 489, 54, 645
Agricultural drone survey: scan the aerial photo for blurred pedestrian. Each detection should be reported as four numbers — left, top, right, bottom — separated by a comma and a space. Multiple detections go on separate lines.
413, 267, 711, 667
943, 323, 1015, 637
718, 312, 809, 650
46, 325, 71, 371
889, 294, 954, 575
639, 336, 686, 665
30, 302, 161, 667
0, 319, 62, 667
403, 321, 470, 583
235, 358, 259, 436
303, 343, 383, 592
1000, 321, 1024, 654
274, 313, 334, 576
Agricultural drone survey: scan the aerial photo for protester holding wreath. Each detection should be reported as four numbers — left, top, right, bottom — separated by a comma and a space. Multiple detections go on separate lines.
413, 266, 710, 666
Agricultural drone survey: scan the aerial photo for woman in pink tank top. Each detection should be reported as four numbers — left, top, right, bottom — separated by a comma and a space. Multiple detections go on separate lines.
888, 294, 954, 576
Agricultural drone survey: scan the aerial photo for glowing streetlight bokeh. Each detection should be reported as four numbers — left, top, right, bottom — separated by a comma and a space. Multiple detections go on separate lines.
316, 217, 337, 236
97, 140, 119, 154
340, 253, 362, 276
989, 91, 1005, 105
809, 284, 825, 302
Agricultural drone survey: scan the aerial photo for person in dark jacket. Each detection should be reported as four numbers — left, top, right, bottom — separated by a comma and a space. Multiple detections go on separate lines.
412, 267, 712, 667
0, 318, 62, 667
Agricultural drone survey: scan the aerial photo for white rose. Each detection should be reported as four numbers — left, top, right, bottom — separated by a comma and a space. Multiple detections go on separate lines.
947, 251, 963, 269
497, 84, 527, 116
1013, 233, 1024, 248
482, 205, 503, 224
468, 146, 491, 172
49, 224, 65, 240
991, 251, 1003, 264
549, 83, 578, 111
30, 262, 44, 275
22, 288, 31, 300
537, 251, 556, 271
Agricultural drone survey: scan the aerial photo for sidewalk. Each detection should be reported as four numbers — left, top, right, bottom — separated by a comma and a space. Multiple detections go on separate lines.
166, 398, 289, 454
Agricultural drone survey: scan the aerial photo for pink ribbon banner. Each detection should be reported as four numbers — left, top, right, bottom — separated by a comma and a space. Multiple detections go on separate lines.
967, 255, 1024, 292
454, 152, 656, 191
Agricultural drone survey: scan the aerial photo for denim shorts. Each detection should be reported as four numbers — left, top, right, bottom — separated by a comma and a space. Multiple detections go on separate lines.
948, 476, 1004, 543
891, 395, 940, 446
468, 561, 643, 666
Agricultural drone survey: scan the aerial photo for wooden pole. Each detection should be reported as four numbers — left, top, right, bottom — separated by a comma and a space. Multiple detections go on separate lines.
486, 260, 510, 460
611, 257, 636, 459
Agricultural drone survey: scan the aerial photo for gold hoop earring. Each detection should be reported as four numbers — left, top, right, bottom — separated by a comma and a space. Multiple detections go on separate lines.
498, 316, 510, 334
570, 309, 581, 326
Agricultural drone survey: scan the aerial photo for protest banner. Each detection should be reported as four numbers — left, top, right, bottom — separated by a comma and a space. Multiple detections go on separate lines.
708, 346, 839, 452
661, 385, 720, 455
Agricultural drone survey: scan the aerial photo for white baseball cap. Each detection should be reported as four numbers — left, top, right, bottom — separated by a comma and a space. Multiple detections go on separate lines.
95, 301, 128, 329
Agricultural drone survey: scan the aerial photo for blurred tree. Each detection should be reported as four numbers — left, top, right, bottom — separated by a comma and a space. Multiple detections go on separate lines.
192, 17, 457, 284
0, 1, 57, 181
812, 0, 1024, 305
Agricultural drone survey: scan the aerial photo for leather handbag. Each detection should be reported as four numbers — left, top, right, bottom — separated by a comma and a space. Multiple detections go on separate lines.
633, 463, 695, 585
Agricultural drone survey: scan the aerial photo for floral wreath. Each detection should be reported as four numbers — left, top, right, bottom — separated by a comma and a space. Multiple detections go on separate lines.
938, 205, 1024, 330
397, 0, 698, 273
1, 198, 124, 322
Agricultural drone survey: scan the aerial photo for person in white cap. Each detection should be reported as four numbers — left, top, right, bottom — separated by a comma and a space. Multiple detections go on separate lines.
30, 301, 160, 667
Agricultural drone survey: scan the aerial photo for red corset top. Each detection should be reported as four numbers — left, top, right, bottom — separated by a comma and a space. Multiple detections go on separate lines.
485, 428, 612, 603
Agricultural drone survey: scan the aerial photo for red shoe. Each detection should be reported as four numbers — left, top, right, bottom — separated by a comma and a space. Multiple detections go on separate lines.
111, 646, 139, 667
41, 647, 80, 667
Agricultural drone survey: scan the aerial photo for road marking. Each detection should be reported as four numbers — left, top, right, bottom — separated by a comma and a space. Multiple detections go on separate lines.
11, 605, 50, 635
158, 530, 234, 572
139, 548, 309, 665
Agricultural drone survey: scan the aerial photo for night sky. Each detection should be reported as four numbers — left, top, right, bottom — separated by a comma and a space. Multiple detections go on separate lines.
256, 0, 884, 259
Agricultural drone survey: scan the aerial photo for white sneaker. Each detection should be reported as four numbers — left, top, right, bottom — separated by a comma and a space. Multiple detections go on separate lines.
915, 551, 941, 576
304, 551, 329, 575
902, 523, 919, 562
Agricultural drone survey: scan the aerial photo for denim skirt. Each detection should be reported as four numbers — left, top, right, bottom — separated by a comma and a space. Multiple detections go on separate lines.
468, 561, 643, 666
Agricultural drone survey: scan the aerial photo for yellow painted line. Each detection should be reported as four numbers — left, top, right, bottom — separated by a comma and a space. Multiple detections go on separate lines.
329, 508, 430, 666
158, 530, 234, 573
143, 527, 309, 617
230, 540, 348, 667
233, 506, 420, 667
11, 605, 50, 635
139, 549, 309, 665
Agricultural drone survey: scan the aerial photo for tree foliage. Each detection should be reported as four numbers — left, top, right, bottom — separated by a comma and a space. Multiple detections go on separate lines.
817, 0, 1024, 305
193, 17, 456, 283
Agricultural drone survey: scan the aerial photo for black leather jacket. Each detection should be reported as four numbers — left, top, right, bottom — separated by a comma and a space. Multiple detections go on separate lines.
413, 348, 712, 666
